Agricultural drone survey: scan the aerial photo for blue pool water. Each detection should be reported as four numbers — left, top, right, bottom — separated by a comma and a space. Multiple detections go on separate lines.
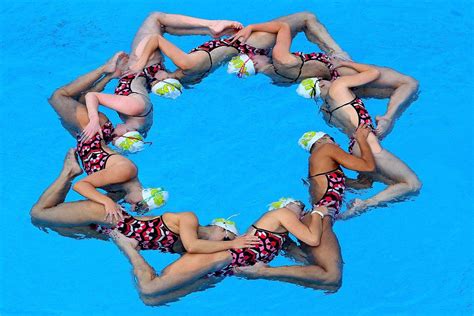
1, 0, 472, 315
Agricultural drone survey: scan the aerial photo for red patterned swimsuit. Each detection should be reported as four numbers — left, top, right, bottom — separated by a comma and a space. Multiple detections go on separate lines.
76, 121, 115, 175
308, 168, 346, 215
92, 212, 179, 252
273, 52, 340, 84
188, 39, 269, 82
114, 62, 166, 96
322, 97, 376, 154
209, 226, 288, 277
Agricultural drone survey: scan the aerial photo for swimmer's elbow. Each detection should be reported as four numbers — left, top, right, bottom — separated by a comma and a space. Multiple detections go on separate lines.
364, 162, 376, 172
185, 245, 199, 254
304, 236, 321, 247
369, 69, 381, 80
72, 181, 85, 193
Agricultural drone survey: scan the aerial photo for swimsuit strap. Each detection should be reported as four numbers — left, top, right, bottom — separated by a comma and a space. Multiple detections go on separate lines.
190, 39, 240, 82
323, 96, 358, 123
308, 167, 342, 180
273, 54, 304, 83
251, 225, 288, 236
160, 216, 180, 236
130, 105, 153, 118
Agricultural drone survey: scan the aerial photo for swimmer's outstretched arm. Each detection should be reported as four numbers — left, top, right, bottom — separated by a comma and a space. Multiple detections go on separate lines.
179, 213, 260, 253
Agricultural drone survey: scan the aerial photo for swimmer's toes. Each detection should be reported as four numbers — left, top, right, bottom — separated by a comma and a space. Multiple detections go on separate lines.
64, 149, 83, 177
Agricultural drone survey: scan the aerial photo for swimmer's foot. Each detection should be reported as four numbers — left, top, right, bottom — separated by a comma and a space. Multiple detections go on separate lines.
209, 20, 243, 38
345, 175, 373, 191
375, 116, 394, 140
63, 148, 83, 178
111, 230, 139, 251
338, 198, 374, 220
104, 51, 129, 77
234, 262, 268, 279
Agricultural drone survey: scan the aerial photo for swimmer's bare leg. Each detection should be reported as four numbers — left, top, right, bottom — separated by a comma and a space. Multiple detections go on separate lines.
30, 149, 115, 227
148, 12, 241, 37
345, 173, 374, 190
48, 53, 123, 136
341, 149, 422, 220
140, 277, 221, 306
114, 234, 231, 297
273, 12, 348, 58
354, 66, 420, 139
375, 76, 419, 139
236, 218, 343, 293
77, 53, 128, 104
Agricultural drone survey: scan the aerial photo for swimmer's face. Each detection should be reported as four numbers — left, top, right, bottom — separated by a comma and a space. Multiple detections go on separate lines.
113, 124, 131, 138
287, 201, 305, 215
251, 54, 271, 72
310, 135, 336, 153
318, 80, 331, 98
208, 226, 237, 241
123, 190, 148, 213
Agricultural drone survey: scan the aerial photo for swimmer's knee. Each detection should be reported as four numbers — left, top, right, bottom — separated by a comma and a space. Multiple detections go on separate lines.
30, 205, 42, 220
30, 205, 48, 227
48, 88, 68, 106
148, 12, 166, 22
403, 75, 419, 92
141, 296, 156, 306
138, 282, 158, 297
407, 177, 422, 193
325, 269, 342, 292
298, 11, 317, 22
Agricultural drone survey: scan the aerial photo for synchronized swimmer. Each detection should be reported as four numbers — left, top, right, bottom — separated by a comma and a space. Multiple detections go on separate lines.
32, 9, 421, 306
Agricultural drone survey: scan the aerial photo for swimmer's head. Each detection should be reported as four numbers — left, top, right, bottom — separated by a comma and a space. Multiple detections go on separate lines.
151, 79, 183, 99
268, 197, 305, 215
227, 54, 256, 78
298, 131, 335, 153
131, 188, 169, 215
296, 77, 324, 100
112, 131, 150, 154
204, 217, 239, 241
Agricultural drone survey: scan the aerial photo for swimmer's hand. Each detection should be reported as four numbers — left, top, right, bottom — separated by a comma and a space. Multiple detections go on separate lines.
231, 234, 261, 249
80, 116, 102, 142
103, 199, 125, 223
229, 25, 253, 44
354, 123, 372, 142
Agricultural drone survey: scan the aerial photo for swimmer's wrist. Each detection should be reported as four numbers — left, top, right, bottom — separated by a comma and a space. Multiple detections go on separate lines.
310, 210, 325, 219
